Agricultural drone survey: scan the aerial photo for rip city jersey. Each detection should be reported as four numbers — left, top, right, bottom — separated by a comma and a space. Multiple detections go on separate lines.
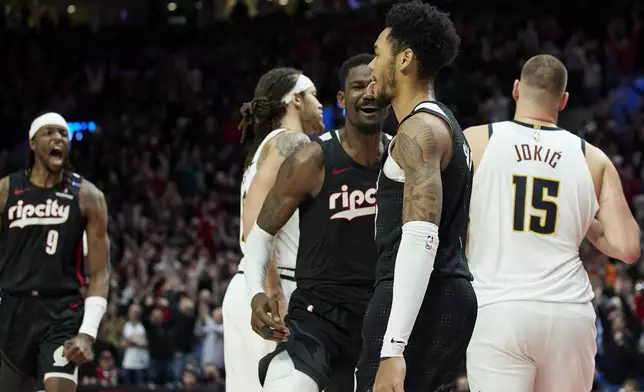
239, 128, 298, 271
296, 130, 391, 315
0, 171, 86, 294
468, 121, 596, 306
375, 101, 474, 284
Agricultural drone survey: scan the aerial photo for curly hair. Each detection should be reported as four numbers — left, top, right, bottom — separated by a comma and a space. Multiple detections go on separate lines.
239, 67, 301, 169
385, 1, 460, 80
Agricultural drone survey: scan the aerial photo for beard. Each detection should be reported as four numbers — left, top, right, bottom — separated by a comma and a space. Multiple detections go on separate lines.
375, 64, 397, 108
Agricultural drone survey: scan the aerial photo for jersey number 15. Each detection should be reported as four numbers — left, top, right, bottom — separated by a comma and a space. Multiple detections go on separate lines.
512, 175, 560, 235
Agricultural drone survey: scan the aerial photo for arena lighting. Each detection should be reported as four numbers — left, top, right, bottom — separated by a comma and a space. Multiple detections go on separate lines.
67, 121, 97, 142
167, 2, 177, 11
67, 5, 76, 14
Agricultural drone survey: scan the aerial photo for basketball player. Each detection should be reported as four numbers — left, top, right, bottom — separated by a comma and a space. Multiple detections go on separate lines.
243, 53, 389, 392
221, 67, 324, 392
0, 112, 110, 392
465, 55, 641, 392
355, 3, 478, 391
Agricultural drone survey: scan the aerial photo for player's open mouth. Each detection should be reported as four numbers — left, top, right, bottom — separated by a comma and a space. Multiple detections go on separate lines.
359, 105, 378, 116
49, 148, 64, 162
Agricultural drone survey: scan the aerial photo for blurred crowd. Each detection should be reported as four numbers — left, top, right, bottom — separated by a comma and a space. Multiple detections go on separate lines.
0, 0, 643, 390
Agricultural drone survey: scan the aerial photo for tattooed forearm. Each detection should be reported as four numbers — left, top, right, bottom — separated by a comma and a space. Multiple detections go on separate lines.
393, 117, 443, 225
275, 132, 310, 158
257, 143, 324, 234
0, 176, 8, 231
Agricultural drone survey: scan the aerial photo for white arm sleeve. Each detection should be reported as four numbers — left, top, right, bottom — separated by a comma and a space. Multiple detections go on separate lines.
381, 221, 439, 358
243, 223, 275, 304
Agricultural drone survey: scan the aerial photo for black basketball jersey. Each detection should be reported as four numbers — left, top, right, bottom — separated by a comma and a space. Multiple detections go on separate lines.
375, 101, 474, 284
296, 130, 390, 315
0, 171, 86, 295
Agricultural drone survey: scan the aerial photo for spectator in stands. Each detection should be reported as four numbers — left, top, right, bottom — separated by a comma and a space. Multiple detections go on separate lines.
120, 303, 150, 386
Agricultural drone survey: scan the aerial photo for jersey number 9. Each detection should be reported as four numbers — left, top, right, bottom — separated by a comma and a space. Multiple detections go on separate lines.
512, 175, 560, 235
46, 229, 59, 255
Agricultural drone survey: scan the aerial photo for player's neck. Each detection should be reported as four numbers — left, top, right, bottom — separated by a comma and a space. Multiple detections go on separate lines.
340, 127, 382, 166
514, 100, 559, 127
279, 114, 303, 133
29, 165, 63, 188
391, 81, 435, 122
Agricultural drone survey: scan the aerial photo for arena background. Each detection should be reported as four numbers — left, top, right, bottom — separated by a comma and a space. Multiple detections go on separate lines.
0, 0, 643, 391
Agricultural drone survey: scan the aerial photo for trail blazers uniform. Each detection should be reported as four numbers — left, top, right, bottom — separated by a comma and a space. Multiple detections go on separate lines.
259, 130, 390, 392
356, 101, 478, 392
0, 171, 87, 385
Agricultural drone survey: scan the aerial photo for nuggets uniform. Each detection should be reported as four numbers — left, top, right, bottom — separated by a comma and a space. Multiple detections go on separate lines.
466, 120, 597, 392
222, 128, 299, 392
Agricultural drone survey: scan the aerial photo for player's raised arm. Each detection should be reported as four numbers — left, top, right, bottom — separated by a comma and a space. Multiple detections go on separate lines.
585, 145, 640, 264
64, 181, 111, 363
380, 114, 446, 358
0, 176, 9, 230
244, 142, 324, 340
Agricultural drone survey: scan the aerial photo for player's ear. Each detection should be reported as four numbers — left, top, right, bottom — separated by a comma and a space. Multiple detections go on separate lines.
559, 92, 569, 111
512, 80, 520, 102
399, 48, 413, 73
28, 138, 36, 151
292, 93, 304, 110
337, 90, 346, 109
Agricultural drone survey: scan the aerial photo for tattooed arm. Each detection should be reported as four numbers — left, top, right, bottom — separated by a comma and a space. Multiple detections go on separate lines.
244, 142, 324, 340
0, 176, 9, 231
243, 130, 310, 298
380, 114, 450, 358
256, 142, 324, 234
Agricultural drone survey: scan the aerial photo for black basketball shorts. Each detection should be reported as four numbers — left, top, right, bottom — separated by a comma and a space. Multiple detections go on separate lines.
0, 291, 84, 384
258, 288, 364, 392
355, 277, 478, 392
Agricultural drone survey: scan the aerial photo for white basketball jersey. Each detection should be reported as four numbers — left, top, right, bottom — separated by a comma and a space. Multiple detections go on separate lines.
239, 128, 299, 270
468, 121, 598, 307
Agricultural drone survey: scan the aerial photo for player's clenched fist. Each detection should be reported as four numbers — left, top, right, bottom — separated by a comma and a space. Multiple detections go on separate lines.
64, 333, 95, 364
250, 292, 290, 343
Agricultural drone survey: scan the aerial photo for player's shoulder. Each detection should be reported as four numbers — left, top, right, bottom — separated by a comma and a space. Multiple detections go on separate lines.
396, 111, 453, 152
79, 178, 106, 204
266, 129, 311, 157
582, 139, 612, 170
400, 111, 451, 136
290, 138, 324, 169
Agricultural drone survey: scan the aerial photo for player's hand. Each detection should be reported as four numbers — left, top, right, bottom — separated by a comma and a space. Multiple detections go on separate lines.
374, 357, 406, 392
250, 292, 290, 342
266, 288, 289, 319
63, 334, 95, 364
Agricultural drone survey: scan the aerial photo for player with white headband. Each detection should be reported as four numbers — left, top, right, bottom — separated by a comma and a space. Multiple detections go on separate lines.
222, 68, 323, 392
0, 112, 110, 392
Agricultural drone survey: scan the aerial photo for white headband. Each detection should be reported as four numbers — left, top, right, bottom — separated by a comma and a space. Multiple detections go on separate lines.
281, 74, 315, 104
29, 112, 69, 140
